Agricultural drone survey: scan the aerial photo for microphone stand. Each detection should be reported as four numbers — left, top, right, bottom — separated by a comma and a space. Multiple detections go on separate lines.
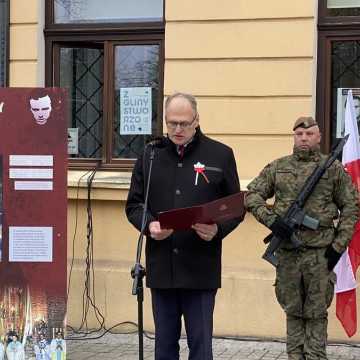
131, 144, 156, 360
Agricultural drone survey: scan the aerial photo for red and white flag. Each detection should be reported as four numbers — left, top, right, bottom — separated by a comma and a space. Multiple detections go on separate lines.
334, 90, 360, 337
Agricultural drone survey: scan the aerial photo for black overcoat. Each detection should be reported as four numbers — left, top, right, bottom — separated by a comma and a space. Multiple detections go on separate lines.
126, 129, 242, 289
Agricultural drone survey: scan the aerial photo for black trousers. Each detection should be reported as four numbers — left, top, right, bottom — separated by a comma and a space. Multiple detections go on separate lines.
151, 288, 217, 360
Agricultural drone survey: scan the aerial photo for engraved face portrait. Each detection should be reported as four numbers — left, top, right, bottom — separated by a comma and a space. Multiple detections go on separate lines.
29, 95, 52, 125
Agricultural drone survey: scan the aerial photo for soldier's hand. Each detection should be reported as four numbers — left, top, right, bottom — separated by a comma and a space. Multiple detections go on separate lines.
325, 244, 342, 271
149, 221, 173, 240
270, 216, 293, 240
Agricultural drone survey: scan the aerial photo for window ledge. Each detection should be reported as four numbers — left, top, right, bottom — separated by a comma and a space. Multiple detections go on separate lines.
68, 170, 131, 189
67, 172, 251, 201
68, 170, 132, 201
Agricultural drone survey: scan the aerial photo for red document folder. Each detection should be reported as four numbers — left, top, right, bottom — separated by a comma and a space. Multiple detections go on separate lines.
158, 192, 245, 230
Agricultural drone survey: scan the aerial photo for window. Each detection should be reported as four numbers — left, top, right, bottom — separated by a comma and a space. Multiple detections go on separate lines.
53, 0, 163, 23
0, 0, 9, 86
326, 0, 360, 17
45, 0, 165, 169
317, 1, 360, 152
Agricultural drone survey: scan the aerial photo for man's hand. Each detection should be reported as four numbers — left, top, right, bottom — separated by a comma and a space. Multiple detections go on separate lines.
149, 221, 173, 240
270, 216, 293, 240
325, 244, 342, 271
192, 223, 218, 241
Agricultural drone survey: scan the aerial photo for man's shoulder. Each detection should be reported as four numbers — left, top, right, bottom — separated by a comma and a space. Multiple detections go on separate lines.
265, 154, 294, 169
329, 158, 350, 179
201, 134, 233, 153
320, 153, 345, 171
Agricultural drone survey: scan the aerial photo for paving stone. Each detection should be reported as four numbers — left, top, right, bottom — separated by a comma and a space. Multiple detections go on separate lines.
65, 331, 360, 359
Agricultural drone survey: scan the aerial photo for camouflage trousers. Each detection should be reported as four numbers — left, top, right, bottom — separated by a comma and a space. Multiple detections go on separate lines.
275, 247, 336, 360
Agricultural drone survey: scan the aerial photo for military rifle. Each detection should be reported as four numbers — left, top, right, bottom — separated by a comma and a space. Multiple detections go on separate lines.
263, 134, 349, 267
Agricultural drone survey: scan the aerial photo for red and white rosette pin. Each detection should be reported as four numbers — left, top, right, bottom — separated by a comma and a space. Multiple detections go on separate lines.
194, 162, 209, 185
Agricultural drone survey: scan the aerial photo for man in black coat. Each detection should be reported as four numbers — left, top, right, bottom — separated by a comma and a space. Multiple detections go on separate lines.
126, 92, 243, 360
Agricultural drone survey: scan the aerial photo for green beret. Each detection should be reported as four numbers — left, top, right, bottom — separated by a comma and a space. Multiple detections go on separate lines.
293, 116, 318, 131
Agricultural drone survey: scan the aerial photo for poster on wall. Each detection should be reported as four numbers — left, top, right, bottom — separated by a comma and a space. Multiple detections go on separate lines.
0, 88, 68, 359
67, 128, 79, 155
119, 87, 152, 135
0, 156, 2, 261
336, 88, 360, 138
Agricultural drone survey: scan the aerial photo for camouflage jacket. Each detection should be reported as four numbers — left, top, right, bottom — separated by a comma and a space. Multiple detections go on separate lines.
246, 147, 359, 252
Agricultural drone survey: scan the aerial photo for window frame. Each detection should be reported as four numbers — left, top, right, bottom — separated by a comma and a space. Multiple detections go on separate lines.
318, 0, 360, 28
44, 1, 165, 170
316, 0, 360, 153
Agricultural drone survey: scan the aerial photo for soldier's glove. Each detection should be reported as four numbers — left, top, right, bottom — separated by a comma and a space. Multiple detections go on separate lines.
324, 244, 342, 271
269, 216, 293, 240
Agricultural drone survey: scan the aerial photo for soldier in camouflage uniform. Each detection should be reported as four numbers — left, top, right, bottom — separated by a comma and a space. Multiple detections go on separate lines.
246, 117, 359, 360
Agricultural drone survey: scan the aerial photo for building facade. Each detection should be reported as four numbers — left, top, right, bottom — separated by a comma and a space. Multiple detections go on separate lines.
2, 0, 360, 341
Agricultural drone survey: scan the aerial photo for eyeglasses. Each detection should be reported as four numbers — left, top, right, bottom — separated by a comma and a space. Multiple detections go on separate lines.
166, 115, 197, 130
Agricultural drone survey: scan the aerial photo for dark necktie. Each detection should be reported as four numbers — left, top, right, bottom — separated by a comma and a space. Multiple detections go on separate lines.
178, 145, 184, 159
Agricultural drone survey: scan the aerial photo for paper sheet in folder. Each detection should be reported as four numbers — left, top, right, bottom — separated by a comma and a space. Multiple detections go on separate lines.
158, 192, 245, 230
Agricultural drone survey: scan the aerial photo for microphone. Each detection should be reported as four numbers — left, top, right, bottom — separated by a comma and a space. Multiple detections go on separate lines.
146, 136, 167, 148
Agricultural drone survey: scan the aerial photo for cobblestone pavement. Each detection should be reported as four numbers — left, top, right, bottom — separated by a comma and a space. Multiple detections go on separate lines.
66, 331, 360, 360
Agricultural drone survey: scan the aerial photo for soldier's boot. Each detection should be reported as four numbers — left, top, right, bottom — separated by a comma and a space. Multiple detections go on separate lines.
288, 353, 305, 360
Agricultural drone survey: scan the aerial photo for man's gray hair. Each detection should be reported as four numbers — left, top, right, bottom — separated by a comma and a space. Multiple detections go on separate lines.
165, 92, 198, 116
